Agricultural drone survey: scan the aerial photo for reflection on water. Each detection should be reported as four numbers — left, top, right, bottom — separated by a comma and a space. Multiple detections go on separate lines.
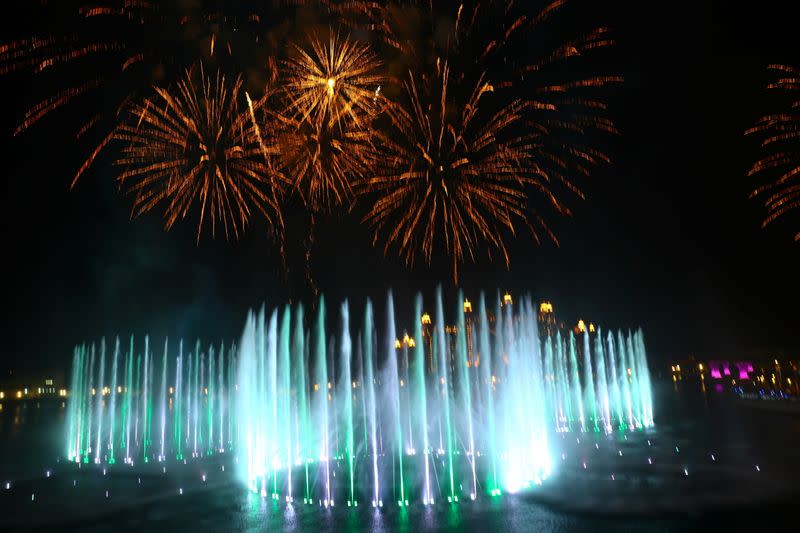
0, 400, 65, 479
0, 382, 799, 532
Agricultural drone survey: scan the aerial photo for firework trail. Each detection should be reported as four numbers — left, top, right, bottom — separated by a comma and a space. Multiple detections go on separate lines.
115, 64, 285, 241
746, 64, 800, 241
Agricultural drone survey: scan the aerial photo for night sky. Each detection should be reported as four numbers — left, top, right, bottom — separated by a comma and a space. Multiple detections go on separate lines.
2, 1, 799, 383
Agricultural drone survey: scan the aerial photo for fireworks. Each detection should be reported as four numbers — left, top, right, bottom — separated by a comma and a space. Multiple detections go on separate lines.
263, 109, 381, 210
354, 1, 619, 279
114, 65, 284, 241
746, 64, 800, 241
0, 1, 312, 185
363, 69, 550, 279
2, 1, 621, 280
282, 32, 387, 129
265, 33, 387, 210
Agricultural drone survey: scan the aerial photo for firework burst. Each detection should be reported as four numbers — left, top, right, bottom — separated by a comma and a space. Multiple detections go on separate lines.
114, 64, 284, 241
746, 64, 800, 241
363, 68, 558, 279
0, 0, 315, 186
265, 32, 387, 210
282, 32, 387, 129
351, 1, 619, 278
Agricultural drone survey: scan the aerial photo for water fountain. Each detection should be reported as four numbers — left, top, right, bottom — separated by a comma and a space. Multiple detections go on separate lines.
64, 289, 655, 507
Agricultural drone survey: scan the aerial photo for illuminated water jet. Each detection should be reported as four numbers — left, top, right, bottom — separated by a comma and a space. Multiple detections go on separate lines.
64, 288, 655, 505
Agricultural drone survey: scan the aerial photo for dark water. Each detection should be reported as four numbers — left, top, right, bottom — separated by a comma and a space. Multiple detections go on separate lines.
1, 382, 798, 532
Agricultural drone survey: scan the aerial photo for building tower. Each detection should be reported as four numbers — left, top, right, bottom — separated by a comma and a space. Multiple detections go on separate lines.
421, 312, 435, 375
502, 292, 513, 308
538, 301, 557, 338
463, 298, 476, 367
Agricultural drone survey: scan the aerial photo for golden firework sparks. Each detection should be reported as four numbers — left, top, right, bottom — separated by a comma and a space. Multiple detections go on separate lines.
263, 105, 381, 210
282, 32, 387, 130
363, 69, 559, 281
746, 64, 800, 241
114, 64, 285, 242
0, 1, 314, 185
351, 1, 619, 279
267, 33, 387, 210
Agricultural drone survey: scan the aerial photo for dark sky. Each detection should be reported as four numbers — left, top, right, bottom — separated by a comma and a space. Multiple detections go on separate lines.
2, 1, 799, 382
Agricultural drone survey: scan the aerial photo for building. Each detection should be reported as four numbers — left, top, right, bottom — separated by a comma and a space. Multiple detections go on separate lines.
0, 377, 68, 401
421, 312, 435, 375
538, 301, 557, 338
463, 298, 477, 367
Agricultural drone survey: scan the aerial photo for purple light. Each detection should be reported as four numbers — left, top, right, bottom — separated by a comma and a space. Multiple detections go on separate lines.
735, 362, 753, 379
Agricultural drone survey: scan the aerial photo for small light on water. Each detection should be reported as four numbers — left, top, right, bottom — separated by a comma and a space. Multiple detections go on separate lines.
179, 488, 183, 495
755, 465, 760, 472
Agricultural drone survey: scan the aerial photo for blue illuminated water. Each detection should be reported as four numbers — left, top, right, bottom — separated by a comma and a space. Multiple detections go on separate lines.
1, 381, 798, 531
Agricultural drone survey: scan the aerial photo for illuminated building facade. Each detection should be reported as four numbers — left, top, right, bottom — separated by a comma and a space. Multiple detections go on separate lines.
463, 298, 477, 367
0, 377, 68, 401
421, 312, 435, 375
538, 302, 556, 338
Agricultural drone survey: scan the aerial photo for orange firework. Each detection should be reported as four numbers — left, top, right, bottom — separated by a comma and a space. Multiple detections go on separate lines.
282, 32, 387, 130
352, 1, 619, 279
265, 33, 387, 210
746, 64, 800, 242
363, 69, 553, 279
114, 65, 284, 242
0, 1, 314, 186
263, 109, 381, 210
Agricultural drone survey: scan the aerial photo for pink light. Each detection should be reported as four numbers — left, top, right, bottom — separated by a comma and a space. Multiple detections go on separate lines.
711, 369, 721, 379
